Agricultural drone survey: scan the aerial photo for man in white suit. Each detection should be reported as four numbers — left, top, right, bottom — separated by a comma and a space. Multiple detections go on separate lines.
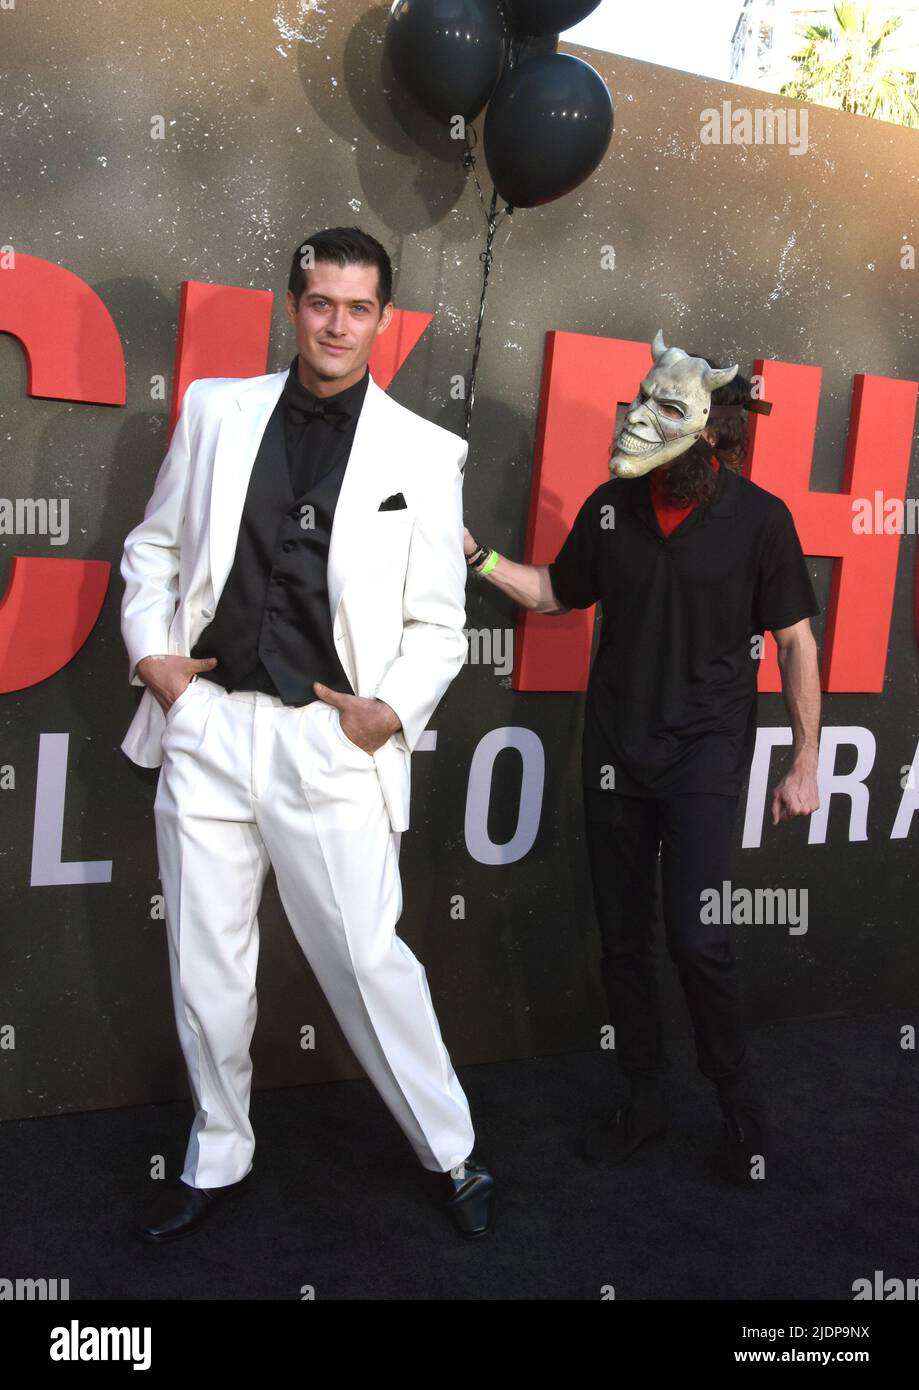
121, 226, 494, 1241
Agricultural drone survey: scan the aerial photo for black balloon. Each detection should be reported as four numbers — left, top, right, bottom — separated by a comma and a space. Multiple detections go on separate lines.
484, 53, 613, 207
504, 0, 601, 38
385, 0, 508, 124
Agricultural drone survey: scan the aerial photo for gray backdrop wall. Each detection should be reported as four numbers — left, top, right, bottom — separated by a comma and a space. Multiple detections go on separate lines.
1, 0, 917, 1122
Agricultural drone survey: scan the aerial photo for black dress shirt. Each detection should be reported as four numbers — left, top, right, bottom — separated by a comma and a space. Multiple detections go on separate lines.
191, 357, 369, 704
281, 355, 370, 497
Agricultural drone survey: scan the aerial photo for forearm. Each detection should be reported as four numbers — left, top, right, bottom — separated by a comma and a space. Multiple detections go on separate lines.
479, 554, 554, 611
467, 544, 566, 614
776, 636, 821, 765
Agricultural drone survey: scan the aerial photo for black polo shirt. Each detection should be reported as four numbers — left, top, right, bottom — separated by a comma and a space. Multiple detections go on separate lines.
547, 461, 820, 797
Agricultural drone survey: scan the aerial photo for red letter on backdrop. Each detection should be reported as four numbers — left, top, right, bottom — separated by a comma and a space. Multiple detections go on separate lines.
514, 332, 648, 692
0, 252, 125, 403
0, 558, 111, 693
169, 280, 275, 434
0, 254, 125, 690
513, 332, 917, 694
747, 361, 916, 692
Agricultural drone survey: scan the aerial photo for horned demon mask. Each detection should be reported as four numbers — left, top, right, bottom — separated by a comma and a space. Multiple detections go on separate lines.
609, 331, 739, 479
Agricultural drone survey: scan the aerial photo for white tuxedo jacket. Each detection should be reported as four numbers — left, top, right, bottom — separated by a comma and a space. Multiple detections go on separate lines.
119, 367, 469, 834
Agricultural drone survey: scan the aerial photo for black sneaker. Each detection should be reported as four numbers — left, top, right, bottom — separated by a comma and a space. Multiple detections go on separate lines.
582, 1094, 668, 1165
720, 1105, 769, 1187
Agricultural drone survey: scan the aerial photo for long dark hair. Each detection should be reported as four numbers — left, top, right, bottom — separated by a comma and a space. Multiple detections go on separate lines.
655, 358, 753, 507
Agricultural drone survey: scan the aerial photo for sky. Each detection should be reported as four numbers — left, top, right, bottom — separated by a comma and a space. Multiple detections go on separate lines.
562, 0, 743, 81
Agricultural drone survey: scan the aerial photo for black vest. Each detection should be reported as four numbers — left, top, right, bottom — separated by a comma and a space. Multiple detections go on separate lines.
190, 394, 354, 704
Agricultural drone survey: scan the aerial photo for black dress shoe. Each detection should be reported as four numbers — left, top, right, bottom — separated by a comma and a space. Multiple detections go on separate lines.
720, 1106, 769, 1187
137, 1173, 252, 1243
582, 1094, 668, 1164
441, 1152, 495, 1239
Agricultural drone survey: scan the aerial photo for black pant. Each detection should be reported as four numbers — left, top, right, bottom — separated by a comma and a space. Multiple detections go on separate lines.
583, 787, 763, 1116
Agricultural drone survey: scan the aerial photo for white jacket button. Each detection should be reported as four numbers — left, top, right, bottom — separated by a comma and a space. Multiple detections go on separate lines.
202, 606, 214, 619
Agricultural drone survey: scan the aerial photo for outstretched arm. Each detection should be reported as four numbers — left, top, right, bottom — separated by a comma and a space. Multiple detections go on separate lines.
463, 527, 569, 614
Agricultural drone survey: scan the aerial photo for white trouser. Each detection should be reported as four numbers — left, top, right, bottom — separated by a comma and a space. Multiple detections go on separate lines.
152, 677, 474, 1187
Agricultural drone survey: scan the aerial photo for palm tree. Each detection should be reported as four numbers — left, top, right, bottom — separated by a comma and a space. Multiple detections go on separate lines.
780, 1, 919, 126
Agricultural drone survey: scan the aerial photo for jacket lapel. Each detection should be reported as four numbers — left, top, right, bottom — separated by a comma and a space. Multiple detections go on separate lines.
208, 370, 286, 607
207, 366, 395, 639
327, 373, 395, 634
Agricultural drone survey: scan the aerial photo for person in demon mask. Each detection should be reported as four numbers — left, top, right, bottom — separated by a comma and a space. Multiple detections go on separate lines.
464, 332, 822, 1186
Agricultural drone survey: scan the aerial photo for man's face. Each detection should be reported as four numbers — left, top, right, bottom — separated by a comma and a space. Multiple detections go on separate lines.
285, 260, 392, 393
609, 336, 738, 479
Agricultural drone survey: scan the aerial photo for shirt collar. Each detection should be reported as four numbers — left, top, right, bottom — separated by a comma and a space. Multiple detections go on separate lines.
281, 355, 370, 419
634, 454, 736, 537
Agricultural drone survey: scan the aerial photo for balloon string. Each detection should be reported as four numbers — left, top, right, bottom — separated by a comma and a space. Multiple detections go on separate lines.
463, 127, 513, 445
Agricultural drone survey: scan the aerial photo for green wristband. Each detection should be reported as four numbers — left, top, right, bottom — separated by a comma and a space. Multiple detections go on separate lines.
479, 549, 499, 577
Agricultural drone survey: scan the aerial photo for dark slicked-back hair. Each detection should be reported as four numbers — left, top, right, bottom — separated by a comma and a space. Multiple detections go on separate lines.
288, 226, 393, 312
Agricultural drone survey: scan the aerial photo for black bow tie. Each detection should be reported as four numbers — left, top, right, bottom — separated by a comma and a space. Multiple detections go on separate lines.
286, 399, 351, 431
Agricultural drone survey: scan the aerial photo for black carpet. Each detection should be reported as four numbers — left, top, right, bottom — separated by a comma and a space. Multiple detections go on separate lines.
3, 1008, 916, 1301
